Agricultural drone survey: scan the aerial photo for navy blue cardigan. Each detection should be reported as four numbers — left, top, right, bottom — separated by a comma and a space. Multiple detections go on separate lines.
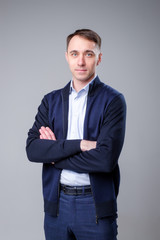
26, 76, 126, 219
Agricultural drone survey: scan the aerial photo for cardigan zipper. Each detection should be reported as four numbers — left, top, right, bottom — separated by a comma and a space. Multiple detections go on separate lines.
90, 182, 98, 224
57, 183, 60, 216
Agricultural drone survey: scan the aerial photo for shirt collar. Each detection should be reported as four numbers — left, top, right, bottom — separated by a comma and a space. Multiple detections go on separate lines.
70, 75, 97, 94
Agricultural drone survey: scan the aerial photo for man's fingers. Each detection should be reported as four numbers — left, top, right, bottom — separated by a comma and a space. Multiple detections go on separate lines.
39, 128, 48, 139
46, 127, 56, 140
39, 126, 56, 140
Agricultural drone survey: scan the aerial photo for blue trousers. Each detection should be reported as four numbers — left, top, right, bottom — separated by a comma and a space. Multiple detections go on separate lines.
44, 191, 118, 240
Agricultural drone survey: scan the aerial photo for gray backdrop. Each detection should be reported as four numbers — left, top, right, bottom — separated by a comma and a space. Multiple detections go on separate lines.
0, 0, 159, 239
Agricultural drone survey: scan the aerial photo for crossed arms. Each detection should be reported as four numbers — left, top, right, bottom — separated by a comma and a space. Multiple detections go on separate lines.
26, 94, 126, 173
39, 126, 97, 155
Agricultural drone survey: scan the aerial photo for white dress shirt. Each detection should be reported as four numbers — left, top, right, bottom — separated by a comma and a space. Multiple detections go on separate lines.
60, 77, 96, 186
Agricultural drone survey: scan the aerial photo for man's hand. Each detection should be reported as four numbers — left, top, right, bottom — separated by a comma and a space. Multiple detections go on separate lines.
39, 126, 56, 140
80, 140, 97, 152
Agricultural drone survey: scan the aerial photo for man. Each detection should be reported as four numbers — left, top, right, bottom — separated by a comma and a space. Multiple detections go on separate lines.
26, 29, 126, 240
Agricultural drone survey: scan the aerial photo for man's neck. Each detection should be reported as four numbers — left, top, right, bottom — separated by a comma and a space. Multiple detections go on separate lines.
72, 75, 96, 92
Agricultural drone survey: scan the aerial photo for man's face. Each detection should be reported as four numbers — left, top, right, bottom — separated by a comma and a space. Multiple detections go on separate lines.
66, 36, 102, 85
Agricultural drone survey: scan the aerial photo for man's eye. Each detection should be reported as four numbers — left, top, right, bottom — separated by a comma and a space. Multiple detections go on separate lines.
71, 53, 77, 57
86, 53, 93, 57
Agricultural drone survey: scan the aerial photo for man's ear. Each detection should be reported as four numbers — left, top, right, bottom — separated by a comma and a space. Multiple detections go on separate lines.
97, 53, 102, 66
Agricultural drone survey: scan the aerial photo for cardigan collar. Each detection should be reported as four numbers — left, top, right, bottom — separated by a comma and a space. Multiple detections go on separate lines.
61, 75, 102, 98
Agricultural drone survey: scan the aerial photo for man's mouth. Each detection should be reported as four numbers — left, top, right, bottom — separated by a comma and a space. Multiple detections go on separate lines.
75, 69, 87, 72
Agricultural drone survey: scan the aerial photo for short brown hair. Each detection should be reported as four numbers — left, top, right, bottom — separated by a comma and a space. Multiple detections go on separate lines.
66, 29, 101, 50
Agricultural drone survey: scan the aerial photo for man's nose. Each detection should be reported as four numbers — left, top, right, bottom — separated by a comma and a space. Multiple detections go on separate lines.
77, 55, 85, 66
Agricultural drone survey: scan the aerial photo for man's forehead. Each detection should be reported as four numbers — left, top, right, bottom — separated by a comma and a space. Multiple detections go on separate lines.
68, 36, 96, 49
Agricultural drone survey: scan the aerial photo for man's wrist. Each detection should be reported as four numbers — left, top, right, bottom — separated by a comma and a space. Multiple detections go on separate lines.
80, 140, 85, 152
